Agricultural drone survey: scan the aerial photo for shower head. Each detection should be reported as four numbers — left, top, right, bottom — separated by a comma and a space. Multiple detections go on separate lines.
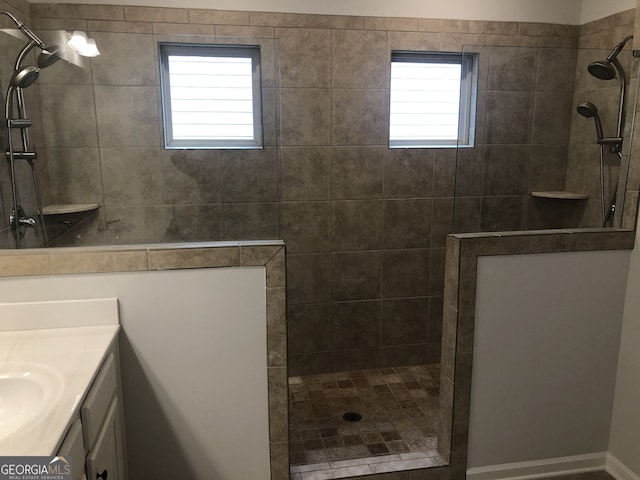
37, 45, 63, 69
587, 35, 634, 80
577, 101, 604, 140
10, 65, 40, 89
588, 61, 617, 80
577, 101, 598, 118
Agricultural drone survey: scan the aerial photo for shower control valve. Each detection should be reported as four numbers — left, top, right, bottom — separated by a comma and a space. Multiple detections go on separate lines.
9, 205, 36, 230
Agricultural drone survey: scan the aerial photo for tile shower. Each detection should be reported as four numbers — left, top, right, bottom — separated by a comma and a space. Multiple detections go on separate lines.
0, 1, 636, 478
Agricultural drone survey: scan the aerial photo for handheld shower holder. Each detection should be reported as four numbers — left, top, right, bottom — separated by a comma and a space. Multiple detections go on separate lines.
597, 137, 623, 154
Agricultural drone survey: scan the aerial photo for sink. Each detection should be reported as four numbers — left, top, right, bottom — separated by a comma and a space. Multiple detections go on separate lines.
0, 362, 64, 441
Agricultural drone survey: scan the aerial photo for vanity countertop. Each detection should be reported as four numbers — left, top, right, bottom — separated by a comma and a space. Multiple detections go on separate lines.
0, 299, 120, 456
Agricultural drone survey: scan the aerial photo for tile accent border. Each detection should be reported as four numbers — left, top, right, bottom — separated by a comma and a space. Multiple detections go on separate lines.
438, 228, 636, 480
0, 240, 289, 480
29, 2, 581, 53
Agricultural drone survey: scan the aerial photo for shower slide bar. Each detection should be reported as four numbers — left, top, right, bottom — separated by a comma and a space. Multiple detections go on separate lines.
2, 11, 62, 246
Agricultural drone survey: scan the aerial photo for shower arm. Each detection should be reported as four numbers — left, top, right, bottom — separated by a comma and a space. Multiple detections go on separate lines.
0, 11, 48, 51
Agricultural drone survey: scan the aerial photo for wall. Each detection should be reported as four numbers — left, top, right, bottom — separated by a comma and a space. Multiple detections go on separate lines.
9, 4, 628, 375
452, 41, 576, 233
0, 266, 271, 480
564, 10, 637, 229
273, 18, 577, 374
581, 0, 636, 25
7, 0, 633, 26
467, 249, 630, 473
608, 3, 640, 464
608, 224, 640, 476
25, 0, 586, 24
21, 0, 636, 25
0, 4, 631, 377
0, 4, 631, 250
35, 27, 281, 246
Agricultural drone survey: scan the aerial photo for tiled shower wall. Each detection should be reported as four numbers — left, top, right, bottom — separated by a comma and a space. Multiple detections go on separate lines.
35, 23, 282, 246
453, 42, 576, 233
279, 24, 582, 375
451, 9, 637, 232
565, 10, 637, 229
0, 4, 632, 374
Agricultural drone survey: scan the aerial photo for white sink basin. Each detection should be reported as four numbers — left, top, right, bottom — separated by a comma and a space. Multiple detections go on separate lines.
0, 362, 64, 441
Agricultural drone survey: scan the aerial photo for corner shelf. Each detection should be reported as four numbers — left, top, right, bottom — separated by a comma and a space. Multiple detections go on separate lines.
42, 203, 100, 215
531, 191, 588, 200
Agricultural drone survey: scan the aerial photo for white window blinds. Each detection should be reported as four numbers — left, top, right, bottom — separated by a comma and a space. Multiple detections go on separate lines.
160, 44, 262, 149
390, 52, 477, 148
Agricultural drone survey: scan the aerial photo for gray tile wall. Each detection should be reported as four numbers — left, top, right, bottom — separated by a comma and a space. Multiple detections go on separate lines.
33, 29, 282, 246
2, 4, 633, 375
452, 42, 577, 233
451, 10, 639, 234
565, 10, 637, 229
282, 25, 583, 375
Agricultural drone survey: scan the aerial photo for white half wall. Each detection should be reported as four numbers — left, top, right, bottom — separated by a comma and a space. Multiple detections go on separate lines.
608, 226, 640, 478
0, 267, 270, 480
468, 250, 630, 470
27, 0, 585, 25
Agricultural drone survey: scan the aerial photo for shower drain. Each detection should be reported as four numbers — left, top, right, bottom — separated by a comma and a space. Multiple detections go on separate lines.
342, 412, 362, 423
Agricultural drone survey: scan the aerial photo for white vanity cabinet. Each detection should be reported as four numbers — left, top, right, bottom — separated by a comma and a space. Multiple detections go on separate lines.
85, 396, 126, 480
57, 419, 86, 480
58, 344, 127, 480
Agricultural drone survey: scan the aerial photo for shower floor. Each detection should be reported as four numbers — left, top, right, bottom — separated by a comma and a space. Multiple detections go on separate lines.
289, 364, 446, 479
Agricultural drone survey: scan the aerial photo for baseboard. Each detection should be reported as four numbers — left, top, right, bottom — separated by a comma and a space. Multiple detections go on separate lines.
466, 452, 607, 480
606, 453, 640, 480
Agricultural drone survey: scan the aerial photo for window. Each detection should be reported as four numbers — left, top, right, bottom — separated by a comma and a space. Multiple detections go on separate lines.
389, 51, 478, 148
159, 43, 262, 149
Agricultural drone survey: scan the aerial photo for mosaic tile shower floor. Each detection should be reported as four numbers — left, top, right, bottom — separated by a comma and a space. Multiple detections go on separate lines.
288, 364, 446, 478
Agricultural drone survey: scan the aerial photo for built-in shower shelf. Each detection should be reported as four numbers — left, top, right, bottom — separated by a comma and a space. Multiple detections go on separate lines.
42, 203, 100, 215
531, 191, 589, 200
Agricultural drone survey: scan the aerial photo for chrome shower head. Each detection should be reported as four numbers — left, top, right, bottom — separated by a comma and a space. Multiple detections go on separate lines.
10, 65, 40, 88
37, 45, 62, 69
588, 35, 634, 80
577, 101, 604, 140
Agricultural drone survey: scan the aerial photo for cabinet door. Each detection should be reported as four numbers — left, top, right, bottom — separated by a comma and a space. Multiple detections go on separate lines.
86, 396, 126, 480
57, 419, 86, 480
82, 353, 117, 451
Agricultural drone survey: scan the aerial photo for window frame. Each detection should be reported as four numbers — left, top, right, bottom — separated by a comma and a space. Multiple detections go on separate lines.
159, 42, 263, 150
389, 51, 478, 149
